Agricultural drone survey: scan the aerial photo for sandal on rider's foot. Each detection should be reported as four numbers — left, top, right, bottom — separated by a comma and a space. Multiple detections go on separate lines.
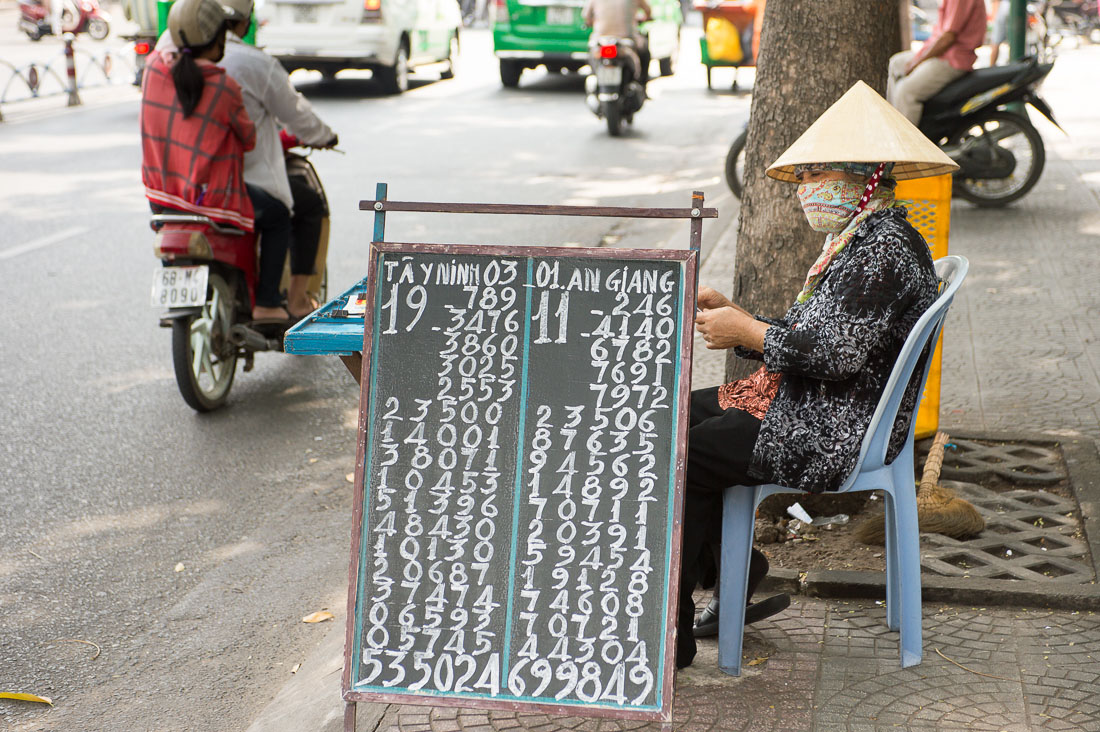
287, 306, 317, 322
248, 317, 295, 335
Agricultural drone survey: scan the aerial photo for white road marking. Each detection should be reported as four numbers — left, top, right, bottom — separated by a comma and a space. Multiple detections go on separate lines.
0, 226, 88, 260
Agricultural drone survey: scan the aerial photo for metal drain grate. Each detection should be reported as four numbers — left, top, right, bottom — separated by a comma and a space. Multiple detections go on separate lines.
920, 482, 1092, 583
918, 437, 1067, 485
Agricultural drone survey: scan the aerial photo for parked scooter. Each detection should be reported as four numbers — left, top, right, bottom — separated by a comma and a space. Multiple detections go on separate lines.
150, 150, 330, 411
1043, 0, 1099, 42
724, 56, 1059, 207
584, 36, 646, 136
19, 0, 110, 40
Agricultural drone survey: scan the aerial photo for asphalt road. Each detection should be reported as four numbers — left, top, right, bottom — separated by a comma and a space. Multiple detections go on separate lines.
0, 25, 746, 731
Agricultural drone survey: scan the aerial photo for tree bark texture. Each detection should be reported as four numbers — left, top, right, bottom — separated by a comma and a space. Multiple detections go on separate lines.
725, 0, 902, 381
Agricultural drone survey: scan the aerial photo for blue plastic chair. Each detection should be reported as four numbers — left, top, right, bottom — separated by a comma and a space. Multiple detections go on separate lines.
716, 255, 969, 676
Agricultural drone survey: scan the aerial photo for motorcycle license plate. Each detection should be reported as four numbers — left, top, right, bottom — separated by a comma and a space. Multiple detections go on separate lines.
151, 265, 208, 308
596, 64, 622, 85
545, 5, 573, 24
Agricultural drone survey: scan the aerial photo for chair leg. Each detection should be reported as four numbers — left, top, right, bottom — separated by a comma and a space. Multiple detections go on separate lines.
717, 485, 759, 676
888, 473, 923, 668
883, 490, 901, 631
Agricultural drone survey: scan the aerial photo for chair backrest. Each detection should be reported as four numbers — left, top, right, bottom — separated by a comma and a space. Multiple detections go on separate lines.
837, 255, 969, 491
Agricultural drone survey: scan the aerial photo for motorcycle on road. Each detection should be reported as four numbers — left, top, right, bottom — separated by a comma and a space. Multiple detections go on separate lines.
724, 56, 1060, 207
150, 150, 330, 412
19, 0, 110, 40
584, 36, 647, 137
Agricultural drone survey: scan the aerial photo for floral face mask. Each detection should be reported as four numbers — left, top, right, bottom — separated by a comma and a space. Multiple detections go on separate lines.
796, 178, 866, 234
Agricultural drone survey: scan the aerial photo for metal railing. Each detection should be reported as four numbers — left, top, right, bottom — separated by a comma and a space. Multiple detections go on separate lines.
0, 35, 136, 121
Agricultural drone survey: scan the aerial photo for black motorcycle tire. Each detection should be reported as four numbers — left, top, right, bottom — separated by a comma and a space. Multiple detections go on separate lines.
605, 102, 623, 136
950, 111, 1046, 208
725, 127, 747, 199
172, 271, 237, 412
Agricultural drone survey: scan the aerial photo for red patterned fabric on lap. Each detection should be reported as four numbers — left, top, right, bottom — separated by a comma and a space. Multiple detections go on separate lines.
717, 365, 781, 420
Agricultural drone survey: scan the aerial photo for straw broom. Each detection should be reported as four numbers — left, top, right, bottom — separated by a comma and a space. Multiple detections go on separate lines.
854, 431, 985, 544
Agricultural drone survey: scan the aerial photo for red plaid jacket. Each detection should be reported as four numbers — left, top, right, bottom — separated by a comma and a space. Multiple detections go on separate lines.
141, 53, 256, 231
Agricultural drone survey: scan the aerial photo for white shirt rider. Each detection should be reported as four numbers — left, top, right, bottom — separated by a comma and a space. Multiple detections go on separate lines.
218, 31, 334, 214
582, 0, 651, 46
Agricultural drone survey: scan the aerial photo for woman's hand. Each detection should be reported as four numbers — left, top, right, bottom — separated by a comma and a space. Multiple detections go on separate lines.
695, 306, 769, 351
697, 286, 753, 317
697, 285, 733, 311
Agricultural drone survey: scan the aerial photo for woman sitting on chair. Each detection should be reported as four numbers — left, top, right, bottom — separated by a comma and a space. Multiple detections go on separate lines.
677, 81, 958, 669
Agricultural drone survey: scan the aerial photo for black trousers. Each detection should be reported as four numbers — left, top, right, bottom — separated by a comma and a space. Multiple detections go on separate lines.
288, 177, 324, 276
677, 386, 762, 668
247, 184, 291, 309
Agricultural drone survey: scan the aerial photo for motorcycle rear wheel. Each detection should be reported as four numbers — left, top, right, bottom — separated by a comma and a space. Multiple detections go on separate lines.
605, 103, 623, 136
172, 271, 238, 412
725, 127, 747, 199
949, 111, 1045, 207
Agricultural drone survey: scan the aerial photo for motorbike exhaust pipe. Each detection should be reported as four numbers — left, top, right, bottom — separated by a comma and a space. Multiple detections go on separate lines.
229, 324, 282, 352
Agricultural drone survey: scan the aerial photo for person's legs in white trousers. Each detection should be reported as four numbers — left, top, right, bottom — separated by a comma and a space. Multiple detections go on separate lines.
887, 50, 966, 125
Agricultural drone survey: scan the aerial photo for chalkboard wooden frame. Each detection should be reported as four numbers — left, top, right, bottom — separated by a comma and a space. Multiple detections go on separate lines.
341, 241, 699, 726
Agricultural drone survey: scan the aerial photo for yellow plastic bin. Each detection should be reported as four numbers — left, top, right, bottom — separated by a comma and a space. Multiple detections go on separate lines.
894, 173, 952, 440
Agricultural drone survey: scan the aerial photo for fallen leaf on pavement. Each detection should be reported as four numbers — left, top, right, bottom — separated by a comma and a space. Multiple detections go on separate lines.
302, 611, 334, 624
0, 692, 53, 705
746, 656, 769, 667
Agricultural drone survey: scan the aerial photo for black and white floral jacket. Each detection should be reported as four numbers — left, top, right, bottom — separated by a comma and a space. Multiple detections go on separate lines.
737, 207, 940, 493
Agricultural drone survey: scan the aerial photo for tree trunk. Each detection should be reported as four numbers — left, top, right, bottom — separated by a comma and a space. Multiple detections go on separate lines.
726, 0, 902, 380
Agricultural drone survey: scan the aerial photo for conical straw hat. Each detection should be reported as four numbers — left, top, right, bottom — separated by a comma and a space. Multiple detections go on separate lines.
766, 80, 959, 183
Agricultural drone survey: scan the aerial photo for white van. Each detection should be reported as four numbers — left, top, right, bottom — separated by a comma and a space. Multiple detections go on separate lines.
256, 0, 462, 93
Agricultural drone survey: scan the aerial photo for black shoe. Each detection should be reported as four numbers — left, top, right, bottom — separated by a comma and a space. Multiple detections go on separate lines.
693, 596, 721, 637
693, 593, 791, 637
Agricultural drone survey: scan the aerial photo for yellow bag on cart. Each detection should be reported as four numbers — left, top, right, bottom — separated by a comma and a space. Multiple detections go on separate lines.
705, 17, 744, 62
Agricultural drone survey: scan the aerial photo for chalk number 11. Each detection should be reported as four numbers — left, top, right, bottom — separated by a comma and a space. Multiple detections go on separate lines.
532, 291, 569, 345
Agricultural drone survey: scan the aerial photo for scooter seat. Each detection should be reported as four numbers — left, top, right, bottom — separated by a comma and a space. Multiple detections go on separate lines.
923, 63, 1025, 114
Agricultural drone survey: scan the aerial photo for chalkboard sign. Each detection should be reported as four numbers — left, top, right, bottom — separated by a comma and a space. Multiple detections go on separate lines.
342, 242, 697, 723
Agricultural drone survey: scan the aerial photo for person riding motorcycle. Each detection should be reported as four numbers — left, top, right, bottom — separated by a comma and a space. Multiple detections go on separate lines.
582, 0, 653, 90
886, 0, 986, 124
146, 0, 304, 324
219, 0, 338, 322
141, 0, 255, 233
